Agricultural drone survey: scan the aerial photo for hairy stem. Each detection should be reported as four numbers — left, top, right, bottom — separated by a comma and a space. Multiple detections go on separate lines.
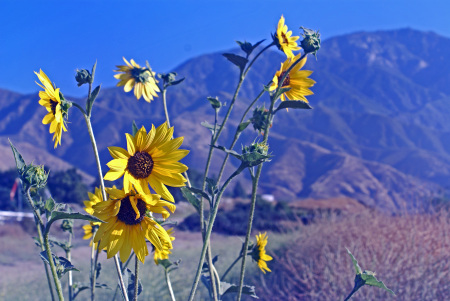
221, 255, 243, 280
164, 269, 176, 301
188, 167, 244, 301
44, 229, 64, 300
133, 256, 139, 301
34, 213, 55, 301
66, 233, 73, 301
81, 113, 129, 301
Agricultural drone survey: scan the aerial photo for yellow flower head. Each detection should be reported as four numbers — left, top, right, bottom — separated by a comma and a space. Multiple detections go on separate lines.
275, 15, 300, 58
114, 57, 160, 102
83, 186, 104, 215
154, 228, 175, 265
35, 70, 69, 148
251, 232, 273, 274
82, 222, 103, 249
269, 54, 316, 102
92, 186, 175, 263
104, 123, 189, 203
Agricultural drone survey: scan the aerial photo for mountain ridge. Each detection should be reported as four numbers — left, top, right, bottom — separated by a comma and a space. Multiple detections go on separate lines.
1, 28, 449, 211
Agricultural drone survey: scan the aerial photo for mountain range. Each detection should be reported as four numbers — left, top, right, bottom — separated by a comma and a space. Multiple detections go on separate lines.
2, 28, 449, 212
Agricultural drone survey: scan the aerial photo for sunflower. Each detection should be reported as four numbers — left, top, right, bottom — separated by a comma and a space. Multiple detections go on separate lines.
114, 57, 160, 102
154, 228, 175, 265
35, 69, 69, 148
82, 222, 102, 249
92, 187, 175, 263
104, 123, 189, 203
251, 232, 273, 274
274, 15, 300, 58
83, 186, 104, 215
269, 53, 316, 102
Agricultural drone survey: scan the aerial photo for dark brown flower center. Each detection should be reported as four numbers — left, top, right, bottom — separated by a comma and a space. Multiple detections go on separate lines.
279, 71, 290, 87
127, 151, 154, 179
50, 100, 58, 115
117, 196, 147, 225
281, 32, 289, 44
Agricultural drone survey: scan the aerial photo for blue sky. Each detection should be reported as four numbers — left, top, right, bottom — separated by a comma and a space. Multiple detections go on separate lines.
1, 0, 449, 96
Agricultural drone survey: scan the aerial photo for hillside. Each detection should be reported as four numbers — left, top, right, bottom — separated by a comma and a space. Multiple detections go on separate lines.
1, 28, 449, 211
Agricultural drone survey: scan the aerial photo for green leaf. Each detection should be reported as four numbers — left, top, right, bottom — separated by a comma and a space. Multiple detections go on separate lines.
44, 197, 56, 220
91, 60, 97, 84
9, 139, 26, 172
49, 237, 71, 252
49, 211, 103, 224
222, 53, 248, 71
346, 248, 362, 275
346, 248, 395, 297
185, 187, 210, 202
121, 268, 142, 300
181, 187, 201, 214
167, 78, 185, 87
211, 145, 242, 160
201, 121, 222, 135
72, 282, 110, 300
220, 282, 258, 299
132, 121, 139, 136
237, 120, 251, 133
236, 39, 265, 56
207, 96, 221, 110
40, 251, 79, 279
86, 84, 101, 116
205, 177, 218, 196
362, 273, 395, 295
274, 100, 313, 113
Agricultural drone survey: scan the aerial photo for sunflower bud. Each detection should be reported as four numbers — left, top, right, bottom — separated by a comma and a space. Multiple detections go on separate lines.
61, 219, 74, 234
300, 27, 321, 56
241, 141, 271, 167
251, 106, 271, 134
21, 164, 48, 189
75, 69, 92, 87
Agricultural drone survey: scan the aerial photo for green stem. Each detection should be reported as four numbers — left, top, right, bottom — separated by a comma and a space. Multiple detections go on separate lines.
66, 233, 73, 301
207, 248, 219, 301
35, 213, 55, 301
25, 188, 44, 226
44, 228, 65, 301
221, 255, 243, 280
236, 94, 278, 301
161, 85, 191, 188
133, 255, 139, 301
76, 109, 129, 301
111, 252, 135, 301
162, 88, 170, 128
216, 85, 268, 184
199, 42, 274, 233
164, 269, 176, 301
188, 167, 244, 301
90, 235, 96, 301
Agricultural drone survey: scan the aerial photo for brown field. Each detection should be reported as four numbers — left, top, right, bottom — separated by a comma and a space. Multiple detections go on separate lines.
0, 209, 449, 301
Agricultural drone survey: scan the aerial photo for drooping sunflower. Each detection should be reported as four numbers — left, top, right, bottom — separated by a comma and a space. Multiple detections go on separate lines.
92, 187, 175, 263
104, 123, 189, 203
269, 53, 316, 102
251, 232, 273, 274
82, 222, 102, 249
35, 69, 70, 148
153, 228, 175, 265
114, 57, 160, 102
83, 186, 104, 215
274, 15, 300, 58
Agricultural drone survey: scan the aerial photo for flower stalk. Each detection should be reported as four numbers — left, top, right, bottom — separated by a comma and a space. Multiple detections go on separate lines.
236, 52, 308, 300
133, 255, 139, 301
44, 229, 65, 301
164, 268, 176, 301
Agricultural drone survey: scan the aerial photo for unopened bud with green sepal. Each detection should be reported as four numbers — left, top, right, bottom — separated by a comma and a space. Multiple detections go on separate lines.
300, 27, 321, 57
75, 69, 92, 87
251, 106, 271, 133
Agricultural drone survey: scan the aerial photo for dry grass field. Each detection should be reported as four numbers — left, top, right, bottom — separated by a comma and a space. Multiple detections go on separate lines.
0, 209, 448, 300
